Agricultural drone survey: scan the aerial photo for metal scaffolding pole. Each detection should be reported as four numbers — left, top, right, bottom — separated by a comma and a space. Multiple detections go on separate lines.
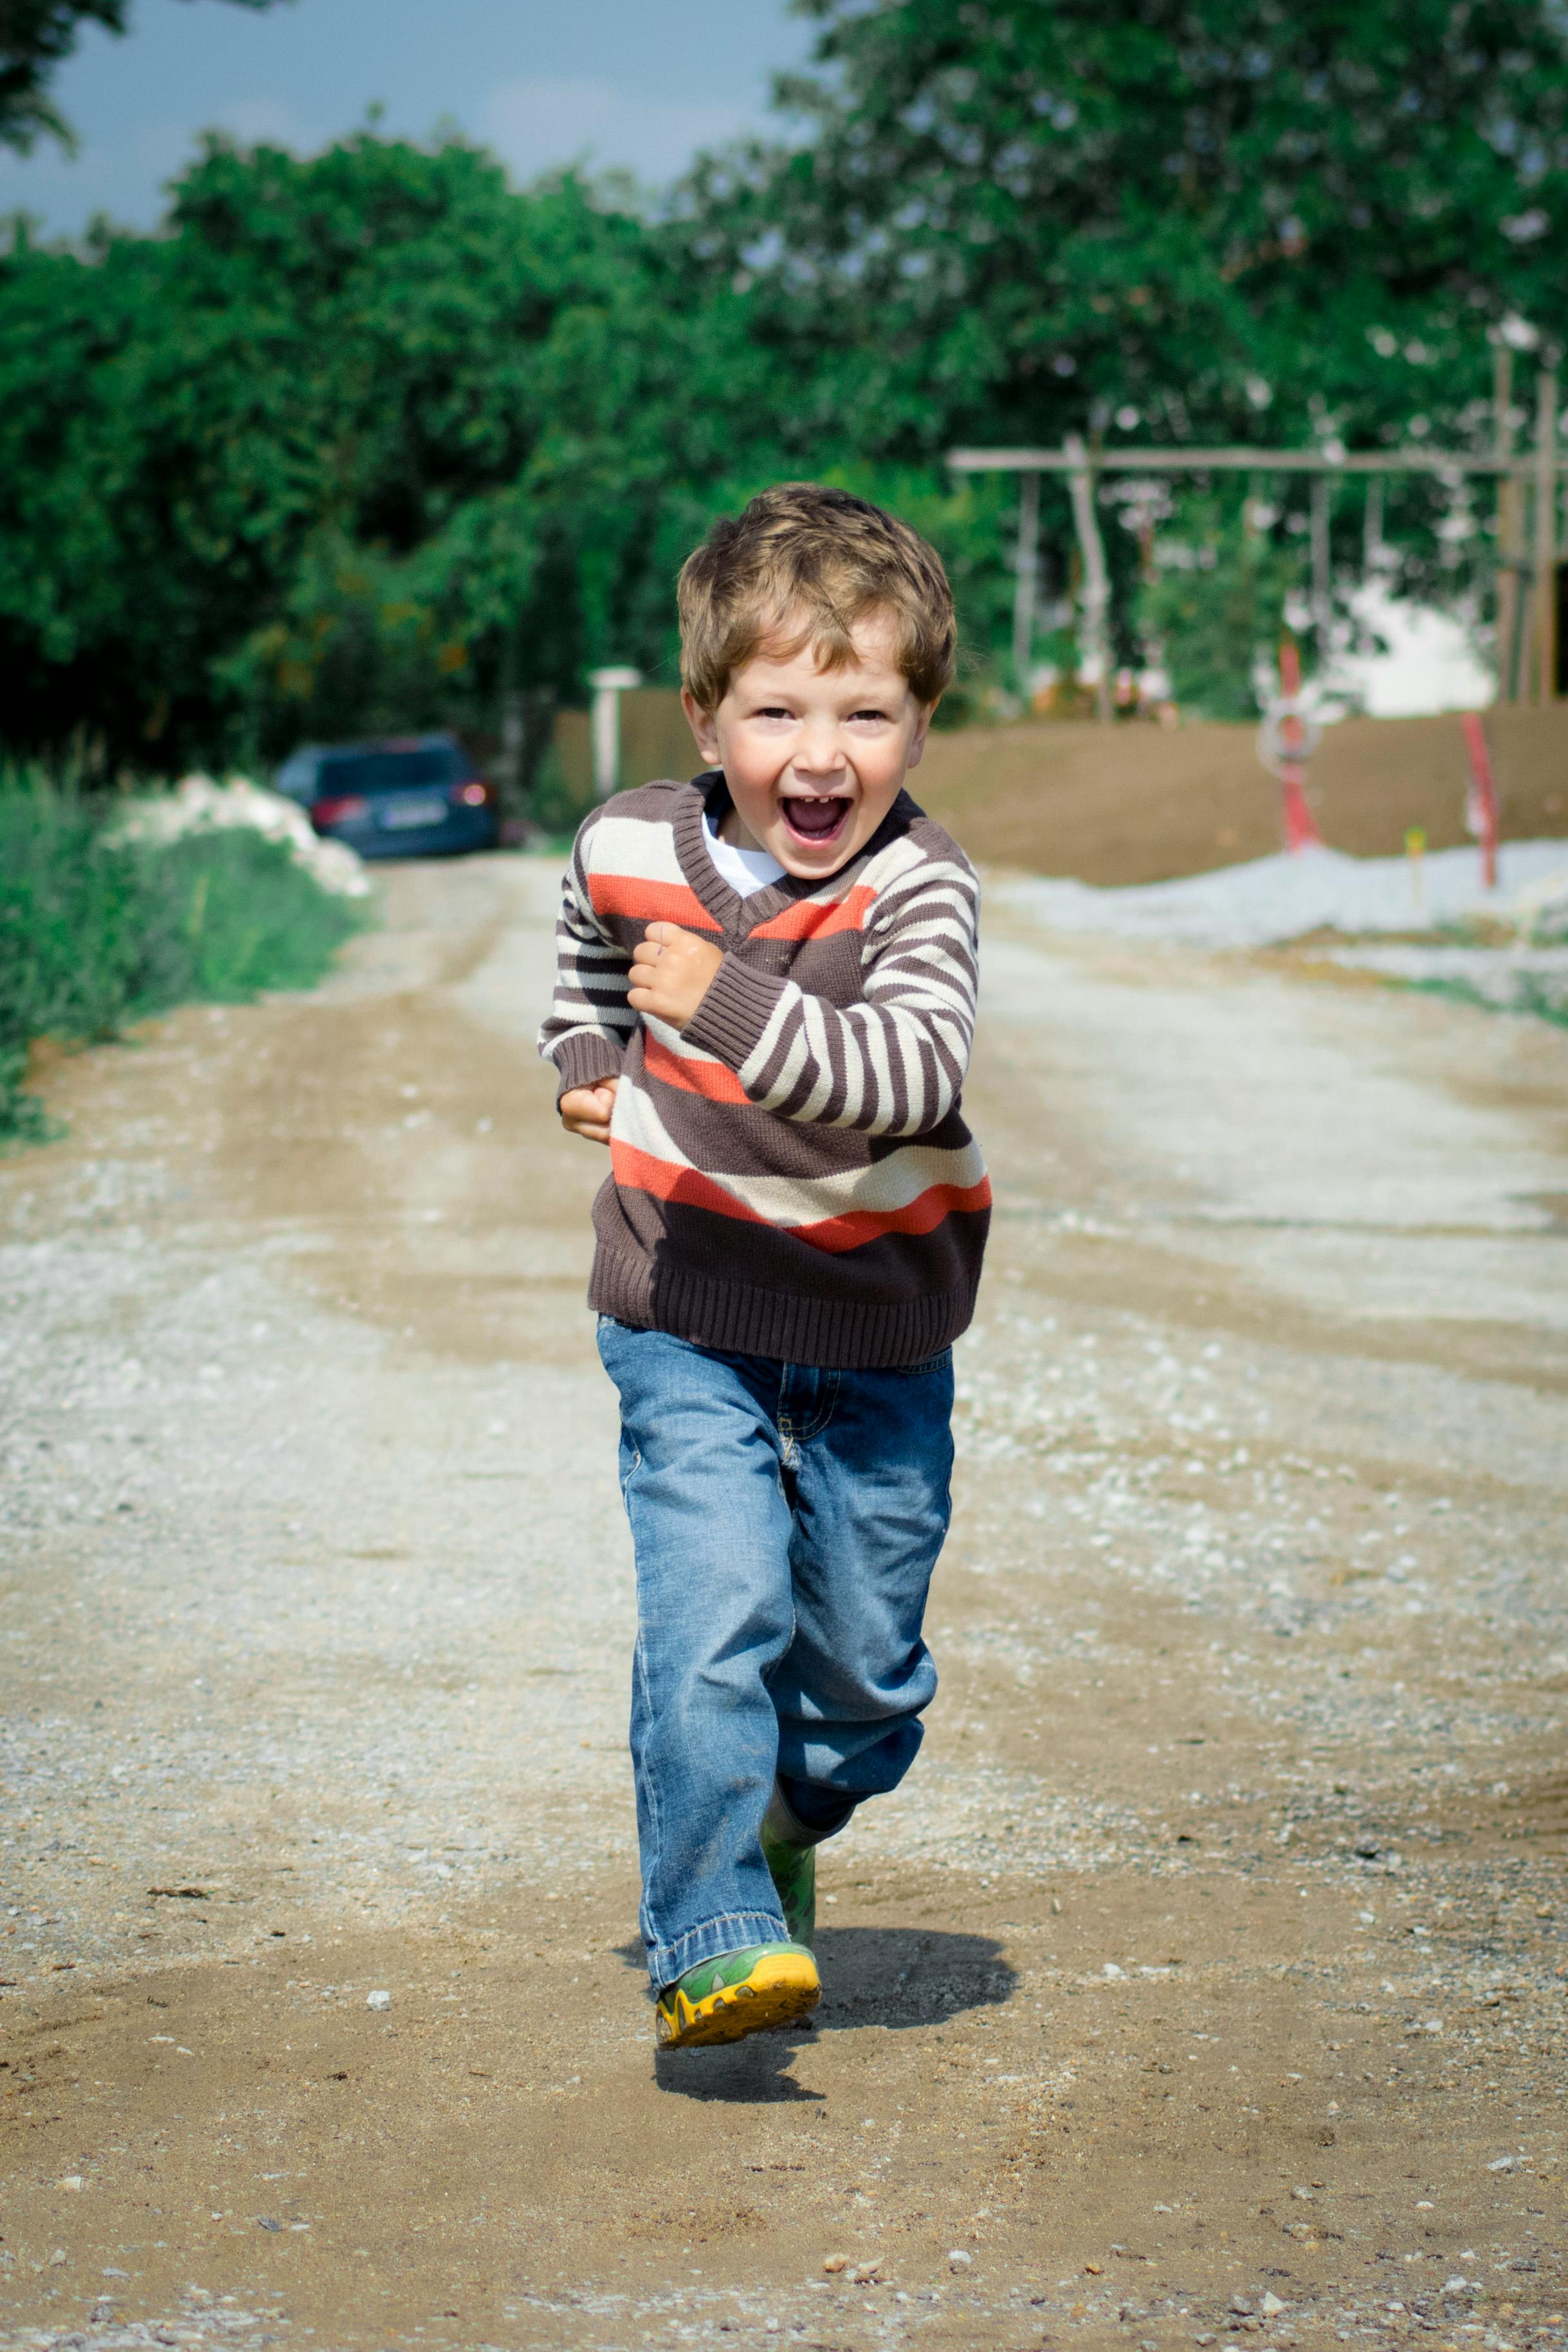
1064, 435, 1113, 723
1363, 475, 1385, 575
1011, 468, 1040, 700
949, 444, 1567, 478
1493, 347, 1523, 706
1309, 474, 1333, 652
951, 430, 1568, 711
1533, 366, 1559, 705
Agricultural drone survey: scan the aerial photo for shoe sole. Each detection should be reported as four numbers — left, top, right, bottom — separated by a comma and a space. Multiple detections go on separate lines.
657, 1950, 821, 2049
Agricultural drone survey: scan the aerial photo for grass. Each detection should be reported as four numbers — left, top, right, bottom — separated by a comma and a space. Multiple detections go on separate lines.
0, 768, 366, 1144
1403, 973, 1568, 1030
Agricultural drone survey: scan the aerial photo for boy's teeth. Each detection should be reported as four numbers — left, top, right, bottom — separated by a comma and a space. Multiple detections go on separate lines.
786, 796, 850, 839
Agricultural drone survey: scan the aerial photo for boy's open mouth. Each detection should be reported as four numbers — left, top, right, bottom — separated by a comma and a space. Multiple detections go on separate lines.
781, 794, 852, 844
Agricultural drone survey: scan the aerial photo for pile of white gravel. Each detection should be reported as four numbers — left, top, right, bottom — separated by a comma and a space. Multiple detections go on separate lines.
996, 839, 1568, 952
113, 773, 371, 898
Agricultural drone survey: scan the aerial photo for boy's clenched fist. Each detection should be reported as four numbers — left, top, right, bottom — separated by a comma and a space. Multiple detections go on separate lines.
558, 1077, 618, 1144
627, 922, 724, 1030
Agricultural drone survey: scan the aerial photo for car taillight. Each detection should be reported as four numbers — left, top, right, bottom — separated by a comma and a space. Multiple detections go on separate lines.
451, 779, 494, 808
310, 795, 369, 829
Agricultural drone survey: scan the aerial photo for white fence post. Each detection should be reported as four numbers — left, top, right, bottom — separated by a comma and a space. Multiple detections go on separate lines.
588, 667, 643, 798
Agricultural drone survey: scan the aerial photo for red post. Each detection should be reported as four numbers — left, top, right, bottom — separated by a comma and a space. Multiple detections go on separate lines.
1459, 711, 1499, 891
1276, 638, 1324, 853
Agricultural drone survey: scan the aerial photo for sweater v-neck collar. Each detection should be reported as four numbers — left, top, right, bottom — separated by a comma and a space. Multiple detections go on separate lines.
676, 772, 914, 940
677, 773, 820, 938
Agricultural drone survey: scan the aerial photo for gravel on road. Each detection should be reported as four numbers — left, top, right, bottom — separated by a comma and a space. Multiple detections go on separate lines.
2, 855, 1565, 2352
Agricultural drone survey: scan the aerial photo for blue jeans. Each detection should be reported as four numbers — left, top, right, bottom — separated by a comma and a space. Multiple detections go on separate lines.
596, 1318, 954, 1992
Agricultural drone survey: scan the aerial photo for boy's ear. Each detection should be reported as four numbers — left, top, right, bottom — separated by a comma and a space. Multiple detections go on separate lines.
905, 698, 938, 770
682, 688, 722, 767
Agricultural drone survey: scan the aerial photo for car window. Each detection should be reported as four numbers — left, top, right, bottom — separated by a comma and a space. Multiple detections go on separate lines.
274, 748, 323, 799
316, 747, 462, 792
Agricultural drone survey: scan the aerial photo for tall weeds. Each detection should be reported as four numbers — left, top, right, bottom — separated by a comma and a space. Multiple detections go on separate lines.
0, 769, 365, 1142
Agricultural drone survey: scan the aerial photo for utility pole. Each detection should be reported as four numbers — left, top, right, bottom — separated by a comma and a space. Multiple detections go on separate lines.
1064, 435, 1113, 722
1012, 469, 1040, 704
1493, 345, 1522, 704
1533, 363, 1559, 704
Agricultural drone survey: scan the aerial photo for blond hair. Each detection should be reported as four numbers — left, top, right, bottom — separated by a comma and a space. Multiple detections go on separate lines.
677, 483, 956, 711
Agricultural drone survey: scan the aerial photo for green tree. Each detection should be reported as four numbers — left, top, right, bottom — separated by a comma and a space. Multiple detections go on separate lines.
1, 2, 290, 154
1136, 488, 1302, 719
0, 133, 787, 766
8, 4, 1565, 765
682, 0, 1568, 692
698, 0, 1568, 453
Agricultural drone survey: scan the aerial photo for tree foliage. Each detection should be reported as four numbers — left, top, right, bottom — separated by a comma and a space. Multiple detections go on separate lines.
0, 136, 789, 762
684, 0, 1568, 706
4, 0, 1568, 760
1136, 491, 1300, 719
698, 0, 1568, 455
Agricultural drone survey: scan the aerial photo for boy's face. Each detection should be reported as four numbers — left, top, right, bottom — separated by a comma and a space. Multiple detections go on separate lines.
682, 611, 935, 879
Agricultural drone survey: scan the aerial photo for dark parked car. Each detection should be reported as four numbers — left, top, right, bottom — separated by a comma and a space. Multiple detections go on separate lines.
276, 734, 499, 859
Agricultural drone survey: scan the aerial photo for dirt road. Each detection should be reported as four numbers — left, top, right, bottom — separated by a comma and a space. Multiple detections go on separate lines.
3, 855, 1567, 2352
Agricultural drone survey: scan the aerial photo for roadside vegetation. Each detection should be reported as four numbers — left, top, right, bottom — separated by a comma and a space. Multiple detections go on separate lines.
1405, 971, 1568, 1027
0, 770, 365, 1144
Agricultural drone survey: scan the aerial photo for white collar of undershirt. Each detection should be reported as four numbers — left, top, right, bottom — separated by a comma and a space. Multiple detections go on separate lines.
703, 808, 786, 898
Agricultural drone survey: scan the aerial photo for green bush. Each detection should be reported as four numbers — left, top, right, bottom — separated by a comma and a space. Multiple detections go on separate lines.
1137, 495, 1302, 722
526, 743, 599, 846
0, 774, 365, 1142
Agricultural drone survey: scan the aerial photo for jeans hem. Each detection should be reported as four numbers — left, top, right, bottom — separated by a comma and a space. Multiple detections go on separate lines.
648, 1907, 790, 1994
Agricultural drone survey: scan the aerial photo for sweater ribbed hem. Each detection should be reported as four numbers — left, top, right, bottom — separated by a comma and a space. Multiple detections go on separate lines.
684, 952, 787, 1071
589, 1244, 977, 1371
546, 1031, 626, 1103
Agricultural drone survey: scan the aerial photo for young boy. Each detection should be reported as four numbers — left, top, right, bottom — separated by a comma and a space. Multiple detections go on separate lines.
538, 483, 989, 2048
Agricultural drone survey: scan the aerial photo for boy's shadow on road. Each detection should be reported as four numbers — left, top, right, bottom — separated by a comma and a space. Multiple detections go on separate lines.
616, 1928, 1017, 2104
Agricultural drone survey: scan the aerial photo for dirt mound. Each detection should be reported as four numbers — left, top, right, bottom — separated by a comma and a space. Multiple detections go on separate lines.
567, 691, 1568, 888
915, 705, 1568, 884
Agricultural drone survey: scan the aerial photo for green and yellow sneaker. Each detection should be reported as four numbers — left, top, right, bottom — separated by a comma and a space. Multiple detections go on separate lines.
761, 1818, 817, 1948
655, 1942, 820, 2049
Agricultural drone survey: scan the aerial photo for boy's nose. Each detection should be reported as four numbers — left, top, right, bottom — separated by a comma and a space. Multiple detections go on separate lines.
792, 724, 850, 781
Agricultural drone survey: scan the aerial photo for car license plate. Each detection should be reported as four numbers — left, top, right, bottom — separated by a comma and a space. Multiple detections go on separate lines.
380, 798, 446, 830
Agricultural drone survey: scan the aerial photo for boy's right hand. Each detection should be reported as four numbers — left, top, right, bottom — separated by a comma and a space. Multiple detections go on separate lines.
558, 1078, 619, 1145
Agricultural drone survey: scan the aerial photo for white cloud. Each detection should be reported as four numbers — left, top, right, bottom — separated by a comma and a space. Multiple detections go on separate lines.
479, 75, 750, 188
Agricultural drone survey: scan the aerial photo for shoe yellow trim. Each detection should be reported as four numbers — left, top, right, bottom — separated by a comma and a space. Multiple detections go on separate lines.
656, 1947, 821, 2049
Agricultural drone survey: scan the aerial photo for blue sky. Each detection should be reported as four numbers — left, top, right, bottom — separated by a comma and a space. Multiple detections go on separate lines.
0, 0, 812, 235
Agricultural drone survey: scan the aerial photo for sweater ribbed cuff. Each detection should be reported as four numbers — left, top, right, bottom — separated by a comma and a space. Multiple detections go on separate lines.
683, 953, 788, 1071
547, 1031, 626, 1104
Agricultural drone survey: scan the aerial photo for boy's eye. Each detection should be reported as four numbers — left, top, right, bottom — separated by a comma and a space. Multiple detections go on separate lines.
848, 707, 891, 722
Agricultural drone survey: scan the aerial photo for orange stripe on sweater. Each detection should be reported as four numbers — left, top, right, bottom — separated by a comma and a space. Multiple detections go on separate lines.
587, 875, 723, 931
610, 1141, 769, 1224
642, 1034, 751, 1105
610, 1145, 991, 1254
747, 884, 876, 942
790, 1176, 993, 1254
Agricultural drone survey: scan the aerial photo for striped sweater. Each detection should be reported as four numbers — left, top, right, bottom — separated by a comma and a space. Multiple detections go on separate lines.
538, 772, 990, 1367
